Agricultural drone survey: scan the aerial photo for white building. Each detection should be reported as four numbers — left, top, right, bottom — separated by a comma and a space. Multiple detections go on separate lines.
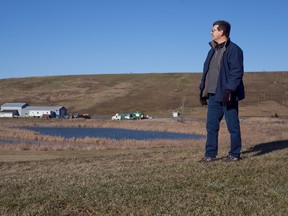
0, 103, 68, 118
0, 111, 14, 118
0, 103, 28, 117
22, 106, 67, 118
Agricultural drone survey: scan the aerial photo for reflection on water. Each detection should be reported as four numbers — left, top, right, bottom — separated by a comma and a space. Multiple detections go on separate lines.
23, 127, 205, 141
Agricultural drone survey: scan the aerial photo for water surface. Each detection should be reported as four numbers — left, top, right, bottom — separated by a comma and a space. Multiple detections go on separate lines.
24, 126, 205, 141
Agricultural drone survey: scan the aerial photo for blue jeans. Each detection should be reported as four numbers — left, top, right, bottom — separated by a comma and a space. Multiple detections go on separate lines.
205, 94, 242, 158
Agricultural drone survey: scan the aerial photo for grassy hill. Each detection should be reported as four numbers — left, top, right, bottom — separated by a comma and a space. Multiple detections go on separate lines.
0, 72, 287, 117
0, 72, 288, 215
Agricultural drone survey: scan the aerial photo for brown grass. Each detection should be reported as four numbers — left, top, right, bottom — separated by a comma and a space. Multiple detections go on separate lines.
0, 117, 287, 215
0, 72, 287, 215
0, 72, 287, 117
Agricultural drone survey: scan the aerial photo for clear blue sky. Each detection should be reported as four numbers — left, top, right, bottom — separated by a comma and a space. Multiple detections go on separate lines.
1, 0, 288, 79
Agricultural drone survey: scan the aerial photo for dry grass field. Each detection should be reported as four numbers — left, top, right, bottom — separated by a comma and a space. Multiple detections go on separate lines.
0, 72, 287, 117
0, 72, 288, 215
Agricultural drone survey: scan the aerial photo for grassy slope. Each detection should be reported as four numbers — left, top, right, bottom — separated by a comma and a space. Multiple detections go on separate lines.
0, 72, 288, 215
1, 72, 287, 117
0, 146, 287, 215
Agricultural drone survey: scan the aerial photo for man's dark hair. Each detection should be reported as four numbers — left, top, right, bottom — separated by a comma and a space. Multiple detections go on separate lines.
213, 20, 231, 38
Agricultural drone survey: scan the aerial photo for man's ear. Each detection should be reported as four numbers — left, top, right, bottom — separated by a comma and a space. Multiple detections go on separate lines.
220, 30, 224, 36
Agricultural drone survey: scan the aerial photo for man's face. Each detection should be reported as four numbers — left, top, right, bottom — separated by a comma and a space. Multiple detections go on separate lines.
211, 25, 223, 42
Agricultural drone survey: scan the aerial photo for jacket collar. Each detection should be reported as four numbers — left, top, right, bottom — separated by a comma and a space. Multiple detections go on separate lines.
209, 38, 231, 49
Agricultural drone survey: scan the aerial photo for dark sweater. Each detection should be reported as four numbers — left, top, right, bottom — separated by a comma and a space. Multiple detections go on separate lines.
206, 42, 226, 94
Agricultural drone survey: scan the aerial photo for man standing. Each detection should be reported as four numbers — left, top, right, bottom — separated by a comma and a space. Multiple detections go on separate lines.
199, 20, 245, 162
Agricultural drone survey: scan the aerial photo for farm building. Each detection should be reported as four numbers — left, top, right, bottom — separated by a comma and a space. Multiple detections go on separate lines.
0, 110, 19, 118
0, 103, 28, 117
0, 103, 68, 118
22, 106, 67, 118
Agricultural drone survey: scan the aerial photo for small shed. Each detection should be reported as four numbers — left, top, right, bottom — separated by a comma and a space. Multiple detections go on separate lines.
172, 112, 180, 118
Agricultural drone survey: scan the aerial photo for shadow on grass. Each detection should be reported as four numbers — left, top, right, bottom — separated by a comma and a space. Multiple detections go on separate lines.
242, 140, 288, 157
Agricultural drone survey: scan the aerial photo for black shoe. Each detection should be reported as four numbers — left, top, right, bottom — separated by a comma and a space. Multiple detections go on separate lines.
199, 156, 216, 163
223, 155, 241, 163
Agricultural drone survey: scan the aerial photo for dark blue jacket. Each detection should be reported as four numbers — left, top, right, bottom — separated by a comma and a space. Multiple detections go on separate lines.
200, 39, 245, 102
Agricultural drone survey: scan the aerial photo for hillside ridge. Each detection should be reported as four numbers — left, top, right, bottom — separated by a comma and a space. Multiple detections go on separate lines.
1, 72, 287, 117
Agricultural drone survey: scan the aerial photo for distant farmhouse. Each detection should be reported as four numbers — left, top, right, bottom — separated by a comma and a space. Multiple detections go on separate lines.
0, 103, 68, 118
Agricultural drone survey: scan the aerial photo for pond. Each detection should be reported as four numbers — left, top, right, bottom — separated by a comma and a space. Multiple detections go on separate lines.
23, 126, 205, 141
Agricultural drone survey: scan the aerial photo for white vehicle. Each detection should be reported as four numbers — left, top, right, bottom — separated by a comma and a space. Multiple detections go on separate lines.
111, 113, 121, 120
